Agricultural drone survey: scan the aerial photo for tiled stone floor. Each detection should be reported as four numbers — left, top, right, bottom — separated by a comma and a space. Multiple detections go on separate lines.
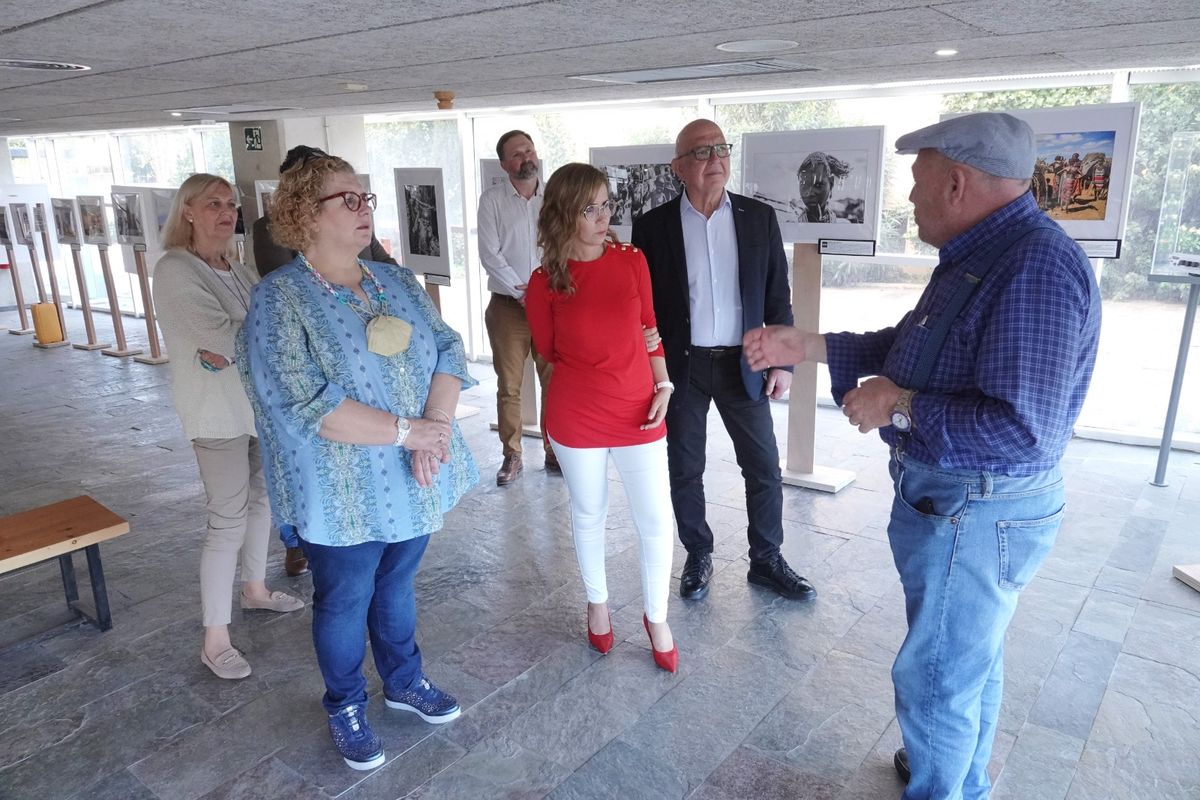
1, 307, 1198, 800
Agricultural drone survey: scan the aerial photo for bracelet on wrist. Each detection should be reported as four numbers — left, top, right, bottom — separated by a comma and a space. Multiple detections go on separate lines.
393, 415, 411, 448
654, 380, 674, 393
424, 407, 451, 423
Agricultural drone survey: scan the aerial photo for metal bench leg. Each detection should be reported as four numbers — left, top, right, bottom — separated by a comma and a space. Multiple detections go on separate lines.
58, 553, 80, 609
83, 544, 113, 631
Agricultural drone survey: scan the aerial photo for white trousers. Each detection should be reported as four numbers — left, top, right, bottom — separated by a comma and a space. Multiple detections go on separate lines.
549, 436, 674, 623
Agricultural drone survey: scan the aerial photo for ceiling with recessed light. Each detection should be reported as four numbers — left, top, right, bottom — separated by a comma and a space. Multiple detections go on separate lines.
1, 0, 1198, 136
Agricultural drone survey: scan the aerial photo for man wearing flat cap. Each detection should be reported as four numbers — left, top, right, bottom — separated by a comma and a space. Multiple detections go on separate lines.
744, 112, 1101, 799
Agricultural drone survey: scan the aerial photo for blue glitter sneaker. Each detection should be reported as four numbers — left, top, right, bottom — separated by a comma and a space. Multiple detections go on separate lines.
384, 675, 461, 723
327, 703, 385, 770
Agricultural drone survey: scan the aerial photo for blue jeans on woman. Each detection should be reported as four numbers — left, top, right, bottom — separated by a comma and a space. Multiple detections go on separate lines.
301, 535, 430, 715
887, 451, 1065, 800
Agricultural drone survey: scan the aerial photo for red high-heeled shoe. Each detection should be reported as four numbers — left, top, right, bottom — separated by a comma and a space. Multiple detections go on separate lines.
588, 610, 614, 654
643, 615, 678, 673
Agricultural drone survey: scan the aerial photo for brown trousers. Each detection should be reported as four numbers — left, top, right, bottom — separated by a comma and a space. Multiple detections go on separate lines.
485, 293, 552, 457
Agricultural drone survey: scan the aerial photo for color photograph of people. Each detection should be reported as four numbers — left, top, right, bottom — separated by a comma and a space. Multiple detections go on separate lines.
1031, 130, 1115, 220
602, 162, 682, 226
79, 199, 107, 243
747, 148, 868, 227
404, 183, 441, 257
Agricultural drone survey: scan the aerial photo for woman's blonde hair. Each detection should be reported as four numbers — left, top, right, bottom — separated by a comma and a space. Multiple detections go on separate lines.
270, 153, 355, 252
537, 163, 608, 295
160, 173, 238, 259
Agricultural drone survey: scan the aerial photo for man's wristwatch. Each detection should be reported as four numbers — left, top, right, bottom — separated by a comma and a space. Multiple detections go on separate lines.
891, 389, 915, 433
394, 415, 411, 448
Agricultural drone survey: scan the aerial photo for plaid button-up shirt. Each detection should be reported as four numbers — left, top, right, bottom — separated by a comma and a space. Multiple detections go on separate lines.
825, 193, 1101, 476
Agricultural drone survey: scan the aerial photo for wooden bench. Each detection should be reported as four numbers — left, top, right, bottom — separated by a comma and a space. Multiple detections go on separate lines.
0, 496, 130, 631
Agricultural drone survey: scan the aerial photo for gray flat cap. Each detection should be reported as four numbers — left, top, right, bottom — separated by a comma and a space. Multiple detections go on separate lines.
895, 112, 1036, 179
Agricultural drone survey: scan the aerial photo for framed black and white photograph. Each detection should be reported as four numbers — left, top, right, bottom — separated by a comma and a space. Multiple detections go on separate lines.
479, 159, 509, 191
741, 127, 885, 245
111, 192, 145, 245
394, 167, 451, 284
52, 198, 81, 245
77, 195, 110, 245
589, 144, 682, 241
0, 206, 12, 247
10, 203, 35, 246
957, 102, 1140, 243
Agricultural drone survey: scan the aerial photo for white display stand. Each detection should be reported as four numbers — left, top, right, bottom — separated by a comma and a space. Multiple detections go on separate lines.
3, 242, 34, 335
780, 243, 856, 493
422, 276, 479, 420
131, 246, 168, 365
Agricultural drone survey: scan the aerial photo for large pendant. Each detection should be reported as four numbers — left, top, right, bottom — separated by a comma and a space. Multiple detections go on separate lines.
366, 315, 413, 356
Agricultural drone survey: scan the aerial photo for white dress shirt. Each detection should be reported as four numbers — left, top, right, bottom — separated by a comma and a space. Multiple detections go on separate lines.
478, 178, 544, 300
680, 191, 742, 347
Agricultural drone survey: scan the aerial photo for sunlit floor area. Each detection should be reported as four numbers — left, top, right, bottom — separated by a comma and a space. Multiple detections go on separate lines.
1, 307, 1198, 800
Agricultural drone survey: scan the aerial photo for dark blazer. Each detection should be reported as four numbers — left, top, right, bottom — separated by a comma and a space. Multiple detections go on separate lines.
631, 192, 794, 401
251, 213, 398, 278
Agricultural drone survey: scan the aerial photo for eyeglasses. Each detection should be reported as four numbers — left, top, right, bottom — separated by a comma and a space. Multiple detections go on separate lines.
675, 143, 734, 161
581, 199, 617, 222
318, 191, 377, 212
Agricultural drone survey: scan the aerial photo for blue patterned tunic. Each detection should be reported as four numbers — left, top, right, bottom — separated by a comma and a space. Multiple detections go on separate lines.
236, 257, 478, 546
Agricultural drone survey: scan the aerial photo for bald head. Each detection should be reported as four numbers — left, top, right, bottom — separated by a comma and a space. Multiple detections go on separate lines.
675, 119, 722, 155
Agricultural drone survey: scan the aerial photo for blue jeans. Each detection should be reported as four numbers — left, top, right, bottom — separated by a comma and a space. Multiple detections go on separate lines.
888, 452, 1064, 800
278, 523, 301, 548
301, 535, 430, 715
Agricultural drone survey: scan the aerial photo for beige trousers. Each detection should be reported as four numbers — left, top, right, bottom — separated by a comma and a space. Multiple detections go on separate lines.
192, 435, 272, 626
485, 293, 553, 457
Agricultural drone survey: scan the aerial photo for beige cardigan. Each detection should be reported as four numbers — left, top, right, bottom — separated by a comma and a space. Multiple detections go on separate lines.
151, 248, 259, 441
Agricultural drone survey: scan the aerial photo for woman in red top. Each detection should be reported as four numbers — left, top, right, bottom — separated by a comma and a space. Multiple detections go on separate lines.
525, 163, 678, 672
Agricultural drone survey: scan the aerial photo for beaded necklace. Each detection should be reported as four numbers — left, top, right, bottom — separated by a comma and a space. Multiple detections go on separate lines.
300, 253, 412, 357
300, 253, 389, 322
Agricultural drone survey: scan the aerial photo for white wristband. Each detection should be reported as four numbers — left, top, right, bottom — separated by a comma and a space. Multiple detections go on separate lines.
654, 380, 674, 393
393, 416, 411, 448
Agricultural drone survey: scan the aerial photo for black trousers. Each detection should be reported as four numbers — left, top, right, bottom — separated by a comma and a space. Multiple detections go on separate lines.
664, 347, 784, 564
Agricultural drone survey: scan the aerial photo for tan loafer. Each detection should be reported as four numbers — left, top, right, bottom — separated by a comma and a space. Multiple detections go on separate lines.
201, 646, 252, 680
240, 590, 305, 613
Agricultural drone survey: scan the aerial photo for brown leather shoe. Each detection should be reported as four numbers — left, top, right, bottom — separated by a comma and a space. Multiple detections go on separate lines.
544, 452, 562, 474
285, 546, 309, 577
496, 453, 523, 486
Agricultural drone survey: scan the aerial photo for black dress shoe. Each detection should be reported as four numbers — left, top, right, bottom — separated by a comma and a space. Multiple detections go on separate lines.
679, 553, 713, 600
747, 554, 816, 601
894, 748, 910, 783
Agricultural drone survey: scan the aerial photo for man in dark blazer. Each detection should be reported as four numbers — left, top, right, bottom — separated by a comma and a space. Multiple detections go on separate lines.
632, 119, 815, 602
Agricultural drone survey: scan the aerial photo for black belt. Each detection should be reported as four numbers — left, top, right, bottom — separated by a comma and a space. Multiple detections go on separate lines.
691, 345, 742, 357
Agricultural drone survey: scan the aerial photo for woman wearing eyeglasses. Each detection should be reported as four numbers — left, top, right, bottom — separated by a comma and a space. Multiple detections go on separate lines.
236, 154, 478, 770
153, 173, 304, 682
525, 163, 678, 673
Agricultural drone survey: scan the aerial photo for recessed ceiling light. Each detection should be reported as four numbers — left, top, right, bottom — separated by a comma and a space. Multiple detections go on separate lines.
341, 82, 369, 92
716, 39, 799, 54
0, 58, 90, 72
169, 111, 183, 117
935, 48, 959, 57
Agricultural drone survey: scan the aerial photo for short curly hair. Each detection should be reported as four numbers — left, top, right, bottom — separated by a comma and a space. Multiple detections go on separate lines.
269, 153, 355, 252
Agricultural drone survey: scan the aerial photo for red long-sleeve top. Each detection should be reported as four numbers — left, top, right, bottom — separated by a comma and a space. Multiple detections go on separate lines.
525, 243, 667, 448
